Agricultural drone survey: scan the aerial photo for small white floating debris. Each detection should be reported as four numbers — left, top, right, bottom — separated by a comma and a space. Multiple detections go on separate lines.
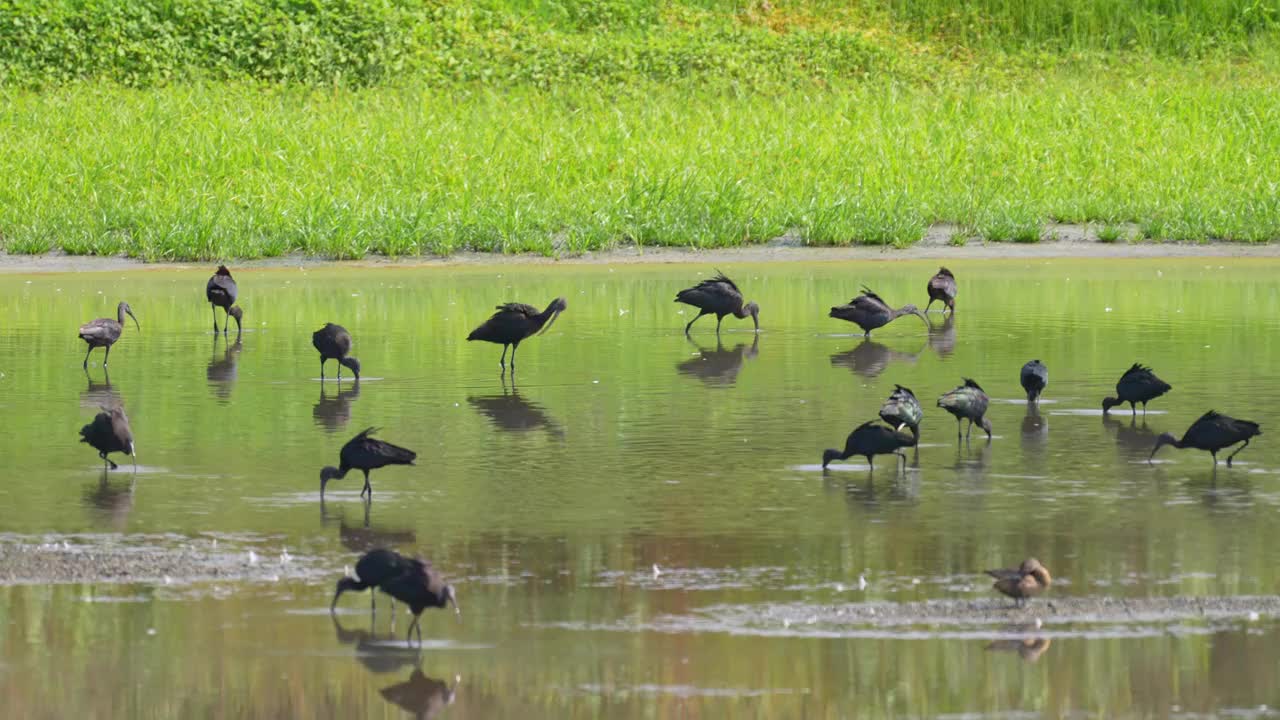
592, 380, 600, 384
835, 583, 845, 592
618, 309, 629, 316
1156, 270, 1163, 277
1105, 307, 1113, 312
858, 574, 868, 590
351, 293, 359, 297
270, 574, 280, 582
1034, 617, 1043, 629
782, 618, 791, 628
676, 310, 685, 315
163, 576, 172, 585
280, 549, 292, 564
652, 564, 662, 578
1249, 611, 1261, 622
62, 540, 71, 550
248, 550, 258, 565
911, 578, 921, 585
146, 628, 157, 636
1204, 345, 1211, 349
212, 539, 218, 549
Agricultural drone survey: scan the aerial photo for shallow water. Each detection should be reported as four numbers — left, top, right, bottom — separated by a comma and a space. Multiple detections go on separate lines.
1, 258, 1280, 717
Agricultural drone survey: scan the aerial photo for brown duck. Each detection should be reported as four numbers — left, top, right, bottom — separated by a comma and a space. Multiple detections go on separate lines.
985, 558, 1051, 607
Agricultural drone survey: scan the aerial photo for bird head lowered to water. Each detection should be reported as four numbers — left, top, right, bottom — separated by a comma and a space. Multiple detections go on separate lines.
1148, 432, 1181, 462
339, 356, 361, 379
741, 301, 760, 332
536, 297, 569, 336
227, 305, 244, 334
445, 584, 461, 617
319, 466, 348, 497
1102, 396, 1123, 413
821, 447, 842, 469
898, 303, 928, 326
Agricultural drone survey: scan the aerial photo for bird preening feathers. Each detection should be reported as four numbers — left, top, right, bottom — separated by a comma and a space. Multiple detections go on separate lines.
79, 405, 135, 471
986, 558, 1051, 607
467, 297, 568, 369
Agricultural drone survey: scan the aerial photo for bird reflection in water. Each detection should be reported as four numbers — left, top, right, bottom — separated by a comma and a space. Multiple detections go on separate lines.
314, 379, 362, 433
985, 636, 1052, 662
82, 467, 134, 529
676, 334, 759, 386
81, 367, 121, 411
330, 612, 420, 674
467, 377, 564, 438
207, 334, 243, 403
382, 670, 460, 720
927, 313, 956, 358
323, 499, 417, 554
1021, 403, 1049, 447
829, 339, 921, 379
1103, 415, 1157, 456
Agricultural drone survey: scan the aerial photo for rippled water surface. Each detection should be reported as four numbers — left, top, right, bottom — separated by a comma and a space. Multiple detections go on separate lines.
2, 258, 1280, 717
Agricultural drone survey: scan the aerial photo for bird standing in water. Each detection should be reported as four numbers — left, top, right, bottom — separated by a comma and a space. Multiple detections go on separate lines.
879, 384, 923, 441
78, 302, 140, 368
986, 558, 1051, 608
938, 379, 992, 440
206, 265, 242, 335
79, 406, 135, 470
674, 272, 759, 335
313, 323, 361, 381
1149, 410, 1261, 466
821, 421, 917, 471
331, 548, 424, 613
925, 267, 957, 314
1020, 360, 1048, 403
1103, 363, 1171, 416
320, 427, 417, 500
379, 560, 460, 644
467, 297, 568, 370
829, 287, 927, 338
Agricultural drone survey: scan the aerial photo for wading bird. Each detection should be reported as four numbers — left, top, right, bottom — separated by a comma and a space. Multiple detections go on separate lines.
986, 558, 1052, 608
331, 548, 424, 613
829, 287, 927, 338
674, 272, 759, 335
938, 379, 992, 440
380, 560, 460, 644
313, 323, 361, 380
78, 301, 139, 368
467, 297, 568, 369
879, 384, 923, 441
79, 406, 135, 470
1020, 360, 1048, 403
320, 427, 417, 501
1103, 363, 1171, 416
821, 420, 917, 471
206, 265, 241, 334
1149, 410, 1261, 466
925, 267, 957, 314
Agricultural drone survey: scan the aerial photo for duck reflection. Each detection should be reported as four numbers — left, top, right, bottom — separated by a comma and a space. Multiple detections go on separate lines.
81, 367, 121, 410
82, 467, 134, 529
985, 636, 1051, 662
829, 339, 921, 379
381, 670, 460, 720
207, 334, 243, 403
676, 334, 759, 386
331, 613, 420, 674
927, 314, 956, 358
467, 379, 563, 437
314, 379, 362, 432
1103, 415, 1157, 456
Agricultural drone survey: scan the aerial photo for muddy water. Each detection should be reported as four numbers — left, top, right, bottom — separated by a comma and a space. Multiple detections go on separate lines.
1, 259, 1279, 717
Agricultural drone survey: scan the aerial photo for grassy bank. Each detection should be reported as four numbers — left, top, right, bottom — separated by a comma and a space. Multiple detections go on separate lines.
2, 1, 1279, 259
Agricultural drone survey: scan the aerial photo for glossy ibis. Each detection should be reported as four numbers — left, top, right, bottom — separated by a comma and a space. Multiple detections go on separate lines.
1020, 360, 1048, 403
1150, 410, 1261, 466
467, 297, 568, 369
986, 558, 1051, 608
79, 406, 135, 470
879, 384, 923, 441
822, 420, 917, 471
206, 265, 241, 334
332, 548, 425, 613
78, 301, 139, 368
674, 272, 759, 335
829, 287, 927, 338
924, 267, 957, 314
313, 323, 361, 380
379, 560, 460, 644
1102, 363, 1171, 415
320, 427, 417, 500
938, 378, 992, 440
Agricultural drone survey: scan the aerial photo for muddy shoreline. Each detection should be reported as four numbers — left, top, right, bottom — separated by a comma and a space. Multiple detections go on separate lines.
1, 227, 1277, 274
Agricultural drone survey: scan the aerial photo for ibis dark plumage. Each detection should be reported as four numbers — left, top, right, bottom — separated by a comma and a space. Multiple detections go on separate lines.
320, 427, 417, 501
1103, 363, 1171, 415
925, 267, 957, 314
674, 273, 759, 335
206, 265, 242, 335
79, 406, 135, 470
879, 384, 923, 441
1150, 410, 1261, 466
986, 558, 1051, 608
938, 379, 992, 440
313, 323, 361, 380
829, 287, 927, 338
821, 420, 917, 471
379, 559, 460, 644
78, 301, 139, 368
467, 297, 567, 369
1020, 360, 1048, 403
331, 548, 424, 612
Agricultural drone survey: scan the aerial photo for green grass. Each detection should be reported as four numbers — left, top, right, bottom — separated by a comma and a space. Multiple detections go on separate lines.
2, 0, 1280, 259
